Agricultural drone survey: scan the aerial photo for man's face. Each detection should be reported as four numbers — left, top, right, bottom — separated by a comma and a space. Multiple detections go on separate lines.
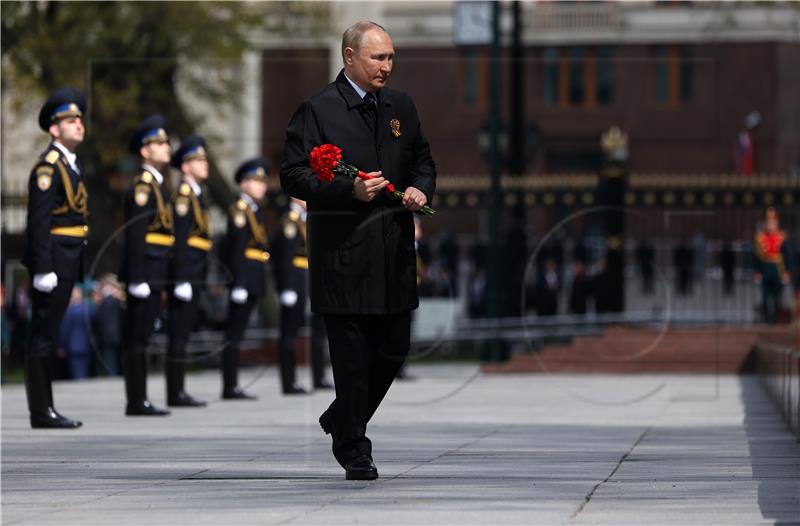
766, 218, 779, 232
140, 140, 171, 166
183, 158, 209, 181
345, 29, 394, 92
49, 116, 85, 149
241, 178, 267, 201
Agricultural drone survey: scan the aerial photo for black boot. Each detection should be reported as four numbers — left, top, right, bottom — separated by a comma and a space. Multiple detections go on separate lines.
26, 356, 82, 429
279, 339, 307, 395
221, 344, 256, 400
166, 358, 206, 407
125, 347, 169, 416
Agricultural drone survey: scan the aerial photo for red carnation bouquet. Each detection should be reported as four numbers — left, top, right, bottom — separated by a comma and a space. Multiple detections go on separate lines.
310, 144, 435, 216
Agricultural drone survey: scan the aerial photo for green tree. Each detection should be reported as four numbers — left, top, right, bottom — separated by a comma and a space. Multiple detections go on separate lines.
2, 1, 329, 274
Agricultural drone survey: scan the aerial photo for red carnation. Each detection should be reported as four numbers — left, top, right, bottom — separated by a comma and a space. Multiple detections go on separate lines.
308, 143, 435, 216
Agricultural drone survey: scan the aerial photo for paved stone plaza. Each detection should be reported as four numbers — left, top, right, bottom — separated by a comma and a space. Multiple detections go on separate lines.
2, 365, 798, 525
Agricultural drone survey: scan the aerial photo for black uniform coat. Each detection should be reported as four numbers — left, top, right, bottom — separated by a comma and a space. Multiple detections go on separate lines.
23, 144, 88, 281
222, 198, 269, 298
281, 70, 436, 315
120, 167, 173, 291
271, 208, 308, 301
170, 180, 211, 287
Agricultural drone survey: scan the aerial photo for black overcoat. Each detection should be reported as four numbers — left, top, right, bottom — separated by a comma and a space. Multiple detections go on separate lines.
280, 70, 436, 315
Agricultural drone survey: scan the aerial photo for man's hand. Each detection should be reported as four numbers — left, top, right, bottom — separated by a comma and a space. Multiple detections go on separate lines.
353, 171, 389, 202
32, 272, 58, 293
402, 187, 427, 212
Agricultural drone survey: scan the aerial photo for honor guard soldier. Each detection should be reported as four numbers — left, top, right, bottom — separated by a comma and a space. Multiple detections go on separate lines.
166, 135, 211, 407
23, 87, 88, 428
219, 158, 270, 400
120, 115, 173, 416
272, 198, 333, 394
754, 207, 794, 324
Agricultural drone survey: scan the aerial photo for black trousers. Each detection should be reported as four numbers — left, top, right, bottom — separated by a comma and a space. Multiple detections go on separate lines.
322, 312, 411, 465
26, 277, 74, 415
278, 303, 329, 389
167, 292, 201, 396
124, 291, 163, 404
761, 279, 783, 324
222, 296, 259, 391
28, 278, 74, 359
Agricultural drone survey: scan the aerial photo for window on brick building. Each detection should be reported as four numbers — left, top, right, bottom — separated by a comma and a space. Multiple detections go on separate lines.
464, 48, 488, 110
656, 45, 693, 105
543, 46, 614, 108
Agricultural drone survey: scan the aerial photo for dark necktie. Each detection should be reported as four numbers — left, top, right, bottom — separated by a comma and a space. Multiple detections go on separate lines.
363, 92, 378, 111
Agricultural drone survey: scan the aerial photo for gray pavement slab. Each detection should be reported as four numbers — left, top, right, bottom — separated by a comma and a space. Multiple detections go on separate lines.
2, 365, 798, 525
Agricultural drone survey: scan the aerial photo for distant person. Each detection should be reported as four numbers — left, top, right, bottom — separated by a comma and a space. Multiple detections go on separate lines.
720, 241, 736, 297
165, 134, 212, 408
568, 260, 591, 315
219, 158, 270, 400
673, 241, 693, 296
635, 241, 655, 295
119, 114, 173, 417
535, 259, 560, 316
7, 279, 32, 366
92, 274, 124, 376
754, 208, 793, 324
271, 197, 333, 394
59, 287, 93, 380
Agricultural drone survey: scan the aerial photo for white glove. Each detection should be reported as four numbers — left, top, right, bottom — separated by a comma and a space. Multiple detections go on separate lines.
32, 272, 58, 293
230, 287, 248, 304
128, 282, 151, 299
174, 282, 193, 302
280, 290, 298, 307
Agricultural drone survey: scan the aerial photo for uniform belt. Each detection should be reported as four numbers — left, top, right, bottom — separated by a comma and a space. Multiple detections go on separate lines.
292, 256, 309, 269
145, 232, 175, 247
245, 248, 270, 262
187, 236, 213, 252
50, 225, 89, 238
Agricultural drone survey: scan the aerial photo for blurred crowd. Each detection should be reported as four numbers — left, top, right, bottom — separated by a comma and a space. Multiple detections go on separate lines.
1, 273, 235, 381
416, 230, 799, 321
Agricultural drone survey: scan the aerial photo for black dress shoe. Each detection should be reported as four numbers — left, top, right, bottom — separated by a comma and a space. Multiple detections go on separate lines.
168, 391, 207, 408
314, 379, 334, 390
30, 407, 82, 429
126, 400, 171, 416
345, 455, 379, 481
221, 387, 257, 400
282, 383, 309, 395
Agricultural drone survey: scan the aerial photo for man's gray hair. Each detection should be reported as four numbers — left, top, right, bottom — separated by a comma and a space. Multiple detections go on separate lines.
341, 21, 387, 59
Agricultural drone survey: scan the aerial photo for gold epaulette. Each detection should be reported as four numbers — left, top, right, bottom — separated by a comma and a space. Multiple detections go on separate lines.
44, 150, 60, 164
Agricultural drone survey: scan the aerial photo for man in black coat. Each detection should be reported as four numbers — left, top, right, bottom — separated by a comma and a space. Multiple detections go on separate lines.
281, 21, 436, 480
119, 115, 173, 417
219, 158, 270, 400
165, 135, 212, 407
23, 87, 88, 429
